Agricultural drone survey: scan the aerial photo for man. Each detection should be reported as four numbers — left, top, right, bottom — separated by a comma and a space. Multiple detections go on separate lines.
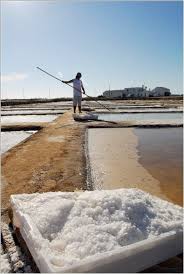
62, 72, 85, 113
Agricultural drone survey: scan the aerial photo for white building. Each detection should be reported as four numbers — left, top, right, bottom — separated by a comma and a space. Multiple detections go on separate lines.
103, 87, 149, 98
123, 87, 149, 98
103, 90, 123, 98
150, 87, 171, 97
103, 86, 171, 98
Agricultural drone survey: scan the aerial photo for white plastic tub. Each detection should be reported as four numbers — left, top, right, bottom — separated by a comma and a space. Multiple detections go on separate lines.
11, 189, 183, 273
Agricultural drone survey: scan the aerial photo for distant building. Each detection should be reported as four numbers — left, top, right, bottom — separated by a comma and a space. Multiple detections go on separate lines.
123, 87, 149, 98
150, 87, 171, 97
103, 86, 149, 98
103, 86, 171, 98
103, 90, 123, 98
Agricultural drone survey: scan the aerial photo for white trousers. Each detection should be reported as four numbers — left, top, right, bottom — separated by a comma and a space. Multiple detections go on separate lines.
73, 95, 82, 107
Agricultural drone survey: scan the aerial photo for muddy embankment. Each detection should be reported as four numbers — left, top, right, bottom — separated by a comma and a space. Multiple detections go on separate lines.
1, 112, 87, 222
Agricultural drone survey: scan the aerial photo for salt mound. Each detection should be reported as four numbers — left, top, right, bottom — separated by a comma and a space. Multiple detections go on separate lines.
11, 189, 183, 268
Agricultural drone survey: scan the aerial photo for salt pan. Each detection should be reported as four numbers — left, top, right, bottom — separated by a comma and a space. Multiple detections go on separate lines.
1, 131, 36, 154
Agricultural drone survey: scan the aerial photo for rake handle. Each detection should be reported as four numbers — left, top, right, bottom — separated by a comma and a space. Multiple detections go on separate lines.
36, 66, 111, 111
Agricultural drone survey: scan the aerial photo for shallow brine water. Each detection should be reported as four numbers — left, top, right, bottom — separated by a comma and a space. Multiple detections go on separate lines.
134, 128, 183, 206
1, 131, 37, 154
1, 115, 58, 124
88, 127, 183, 205
97, 112, 183, 122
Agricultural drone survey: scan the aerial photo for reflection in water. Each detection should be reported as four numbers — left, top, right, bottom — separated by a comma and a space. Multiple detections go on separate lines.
134, 128, 183, 206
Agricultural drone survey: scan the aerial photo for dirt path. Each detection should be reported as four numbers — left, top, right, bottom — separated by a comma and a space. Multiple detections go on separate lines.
1, 111, 87, 222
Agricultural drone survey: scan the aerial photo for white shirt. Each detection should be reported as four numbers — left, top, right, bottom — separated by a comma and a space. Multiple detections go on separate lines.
73, 79, 83, 97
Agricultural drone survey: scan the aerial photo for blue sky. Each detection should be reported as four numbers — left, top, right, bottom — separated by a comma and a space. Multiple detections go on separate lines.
1, 1, 183, 98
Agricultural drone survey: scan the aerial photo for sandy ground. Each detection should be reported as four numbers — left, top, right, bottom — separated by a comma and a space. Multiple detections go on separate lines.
88, 128, 168, 201
1, 111, 87, 222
